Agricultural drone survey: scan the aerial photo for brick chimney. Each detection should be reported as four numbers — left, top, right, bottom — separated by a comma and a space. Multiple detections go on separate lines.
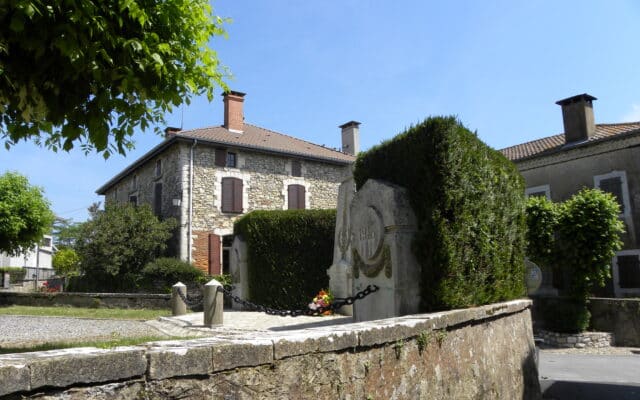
556, 93, 597, 144
164, 126, 181, 138
339, 121, 360, 155
223, 91, 246, 133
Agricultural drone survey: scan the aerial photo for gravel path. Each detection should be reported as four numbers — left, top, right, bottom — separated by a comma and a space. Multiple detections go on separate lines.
0, 315, 170, 348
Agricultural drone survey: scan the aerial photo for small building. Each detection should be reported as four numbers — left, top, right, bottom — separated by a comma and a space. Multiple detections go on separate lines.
0, 235, 55, 281
501, 94, 640, 297
97, 91, 357, 275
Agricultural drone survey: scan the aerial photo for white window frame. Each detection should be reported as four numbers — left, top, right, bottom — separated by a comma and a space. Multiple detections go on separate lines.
612, 250, 640, 297
213, 170, 250, 214
525, 184, 551, 199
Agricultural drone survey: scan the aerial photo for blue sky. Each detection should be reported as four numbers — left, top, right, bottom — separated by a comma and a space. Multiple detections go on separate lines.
2, 1, 640, 222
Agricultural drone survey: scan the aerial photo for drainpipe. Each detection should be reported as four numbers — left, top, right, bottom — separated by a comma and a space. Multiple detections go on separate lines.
188, 139, 197, 263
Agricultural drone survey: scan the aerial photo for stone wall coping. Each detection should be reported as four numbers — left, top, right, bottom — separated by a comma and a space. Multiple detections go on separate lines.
0, 291, 171, 300
0, 299, 531, 397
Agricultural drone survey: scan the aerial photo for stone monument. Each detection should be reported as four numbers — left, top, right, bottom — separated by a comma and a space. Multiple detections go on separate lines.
343, 179, 421, 322
327, 177, 356, 316
229, 236, 249, 310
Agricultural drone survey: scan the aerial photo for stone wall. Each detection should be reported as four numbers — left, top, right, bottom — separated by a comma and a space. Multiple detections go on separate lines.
589, 297, 640, 347
0, 300, 540, 399
0, 292, 170, 309
537, 330, 614, 349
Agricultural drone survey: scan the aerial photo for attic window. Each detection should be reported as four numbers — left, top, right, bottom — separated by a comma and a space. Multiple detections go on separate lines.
215, 148, 237, 168
291, 160, 302, 177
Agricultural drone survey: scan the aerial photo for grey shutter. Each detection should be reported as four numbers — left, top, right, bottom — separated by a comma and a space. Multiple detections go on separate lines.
233, 178, 243, 212
288, 185, 305, 209
618, 255, 640, 288
215, 148, 227, 167
298, 185, 305, 209
599, 177, 624, 213
154, 183, 162, 215
221, 178, 234, 212
291, 160, 302, 177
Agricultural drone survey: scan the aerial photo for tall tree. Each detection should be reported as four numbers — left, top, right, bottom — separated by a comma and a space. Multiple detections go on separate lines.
0, 171, 55, 255
0, 1, 229, 157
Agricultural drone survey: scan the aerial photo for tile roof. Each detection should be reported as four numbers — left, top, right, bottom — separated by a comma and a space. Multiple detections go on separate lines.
500, 122, 640, 162
173, 123, 356, 164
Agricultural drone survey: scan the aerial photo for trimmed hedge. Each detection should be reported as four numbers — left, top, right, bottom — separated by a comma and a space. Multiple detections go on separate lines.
234, 209, 336, 309
354, 116, 526, 311
140, 257, 207, 293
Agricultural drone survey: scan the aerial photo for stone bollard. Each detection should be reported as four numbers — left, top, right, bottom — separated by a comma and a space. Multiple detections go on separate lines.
171, 282, 187, 316
204, 279, 224, 326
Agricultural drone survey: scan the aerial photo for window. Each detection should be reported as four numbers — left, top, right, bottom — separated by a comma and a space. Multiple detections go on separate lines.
221, 177, 243, 213
291, 160, 302, 177
525, 185, 550, 199
226, 152, 237, 168
154, 183, 162, 215
155, 159, 162, 177
40, 237, 52, 248
288, 184, 306, 209
613, 250, 640, 296
594, 171, 630, 217
129, 195, 138, 206
131, 175, 137, 190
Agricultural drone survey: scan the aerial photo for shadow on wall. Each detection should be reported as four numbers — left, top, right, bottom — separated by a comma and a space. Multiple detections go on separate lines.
522, 345, 542, 400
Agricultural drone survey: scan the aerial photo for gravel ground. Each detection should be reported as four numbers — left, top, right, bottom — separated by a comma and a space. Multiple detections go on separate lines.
0, 315, 170, 348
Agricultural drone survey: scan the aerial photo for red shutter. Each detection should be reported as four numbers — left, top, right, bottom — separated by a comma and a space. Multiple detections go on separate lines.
288, 185, 296, 209
298, 185, 306, 209
221, 178, 233, 212
208, 234, 221, 275
215, 148, 227, 167
233, 178, 243, 212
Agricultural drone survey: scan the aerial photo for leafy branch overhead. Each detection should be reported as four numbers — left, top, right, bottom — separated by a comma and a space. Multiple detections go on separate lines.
0, 0, 230, 158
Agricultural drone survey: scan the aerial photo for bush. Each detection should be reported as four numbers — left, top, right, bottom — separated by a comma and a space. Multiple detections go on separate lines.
52, 248, 81, 278
354, 116, 526, 311
234, 209, 336, 309
0, 267, 25, 283
140, 258, 206, 292
538, 297, 591, 333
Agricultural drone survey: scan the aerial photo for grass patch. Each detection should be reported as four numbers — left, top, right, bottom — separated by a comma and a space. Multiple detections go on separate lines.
0, 335, 195, 355
0, 305, 170, 320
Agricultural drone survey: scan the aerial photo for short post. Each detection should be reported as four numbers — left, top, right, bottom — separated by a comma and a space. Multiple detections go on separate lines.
204, 279, 223, 326
172, 282, 187, 316
2, 272, 9, 289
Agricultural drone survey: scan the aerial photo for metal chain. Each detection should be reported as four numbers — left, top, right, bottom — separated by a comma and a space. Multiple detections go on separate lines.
217, 284, 380, 317
175, 286, 204, 308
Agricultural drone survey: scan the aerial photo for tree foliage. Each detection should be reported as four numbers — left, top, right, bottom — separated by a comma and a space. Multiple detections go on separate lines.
526, 189, 624, 300
0, 0, 229, 157
52, 247, 81, 277
52, 216, 82, 249
0, 171, 54, 255
74, 203, 176, 280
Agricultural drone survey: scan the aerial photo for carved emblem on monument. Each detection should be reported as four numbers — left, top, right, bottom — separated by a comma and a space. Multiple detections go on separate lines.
351, 206, 390, 278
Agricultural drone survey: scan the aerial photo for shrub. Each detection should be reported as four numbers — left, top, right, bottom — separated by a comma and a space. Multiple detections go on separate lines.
140, 257, 206, 292
234, 209, 336, 309
0, 267, 26, 283
52, 248, 81, 278
538, 297, 591, 333
354, 116, 526, 311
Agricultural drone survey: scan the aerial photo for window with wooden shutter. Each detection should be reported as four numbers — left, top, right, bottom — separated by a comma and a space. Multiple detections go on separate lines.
291, 160, 302, 177
226, 152, 237, 168
598, 176, 624, 213
288, 184, 306, 209
215, 148, 227, 167
617, 255, 640, 288
154, 183, 162, 215
129, 195, 138, 206
221, 177, 243, 213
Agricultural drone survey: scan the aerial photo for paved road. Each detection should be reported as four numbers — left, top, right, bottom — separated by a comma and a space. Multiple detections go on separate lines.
539, 352, 640, 400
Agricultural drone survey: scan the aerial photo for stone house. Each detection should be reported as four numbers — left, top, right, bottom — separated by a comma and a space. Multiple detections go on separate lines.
501, 93, 640, 297
97, 91, 357, 275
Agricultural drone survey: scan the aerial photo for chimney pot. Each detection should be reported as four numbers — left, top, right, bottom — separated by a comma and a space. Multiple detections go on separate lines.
164, 126, 181, 138
339, 121, 361, 155
223, 90, 246, 133
556, 93, 597, 144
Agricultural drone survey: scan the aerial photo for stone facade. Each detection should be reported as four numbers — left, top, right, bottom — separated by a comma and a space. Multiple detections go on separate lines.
102, 141, 349, 274
0, 299, 540, 399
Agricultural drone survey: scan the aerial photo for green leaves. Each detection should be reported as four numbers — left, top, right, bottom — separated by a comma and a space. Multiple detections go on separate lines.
0, 0, 230, 158
0, 172, 55, 255
525, 189, 624, 300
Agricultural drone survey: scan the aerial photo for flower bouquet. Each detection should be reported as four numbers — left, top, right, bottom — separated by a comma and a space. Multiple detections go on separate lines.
308, 289, 334, 315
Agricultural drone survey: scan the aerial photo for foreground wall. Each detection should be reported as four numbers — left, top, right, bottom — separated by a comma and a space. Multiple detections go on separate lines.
0, 300, 540, 399
0, 292, 170, 310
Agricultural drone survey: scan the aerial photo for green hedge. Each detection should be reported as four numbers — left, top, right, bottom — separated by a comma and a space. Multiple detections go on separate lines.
234, 209, 336, 309
0, 267, 25, 283
354, 116, 526, 311
537, 297, 591, 333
